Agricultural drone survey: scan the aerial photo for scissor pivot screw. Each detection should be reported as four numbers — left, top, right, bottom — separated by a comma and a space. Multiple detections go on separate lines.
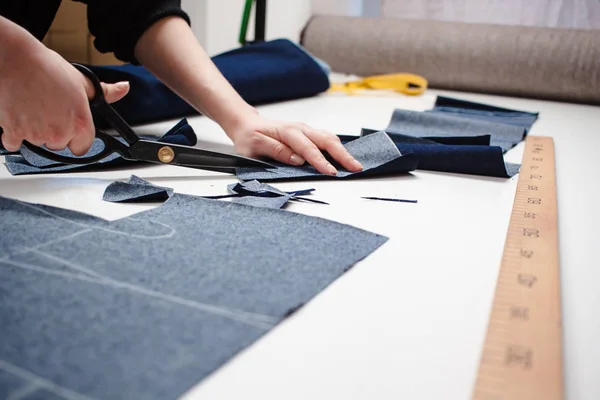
158, 146, 175, 163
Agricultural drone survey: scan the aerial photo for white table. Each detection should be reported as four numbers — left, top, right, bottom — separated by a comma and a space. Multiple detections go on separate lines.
1, 89, 598, 400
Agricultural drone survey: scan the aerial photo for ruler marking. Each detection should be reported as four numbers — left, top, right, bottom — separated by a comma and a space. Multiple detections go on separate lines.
471, 136, 563, 400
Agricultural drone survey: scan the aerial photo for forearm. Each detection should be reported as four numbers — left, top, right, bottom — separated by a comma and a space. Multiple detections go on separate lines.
0, 16, 43, 75
134, 16, 257, 137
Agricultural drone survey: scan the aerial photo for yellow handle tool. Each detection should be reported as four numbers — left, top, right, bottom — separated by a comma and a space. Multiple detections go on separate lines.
328, 73, 428, 96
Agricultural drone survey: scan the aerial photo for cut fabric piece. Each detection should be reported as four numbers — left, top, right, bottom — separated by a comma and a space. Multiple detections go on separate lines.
103, 176, 174, 203
89, 39, 330, 127
0, 194, 386, 400
237, 132, 419, 182
3, 118, 197, 176
432, 96, 539, 131
385, 109, 527, 152
227, 180, 328, 208
101, 178, 325, 209
362, 131, 520, 178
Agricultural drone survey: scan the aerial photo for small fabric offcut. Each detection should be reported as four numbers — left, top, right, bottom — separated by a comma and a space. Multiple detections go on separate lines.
0, 194, 387, 400
103, 175, 174, 203
236, 131, 419, 182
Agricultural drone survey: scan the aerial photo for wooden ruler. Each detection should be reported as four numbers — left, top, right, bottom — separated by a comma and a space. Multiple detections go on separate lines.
472, 136, 564, 400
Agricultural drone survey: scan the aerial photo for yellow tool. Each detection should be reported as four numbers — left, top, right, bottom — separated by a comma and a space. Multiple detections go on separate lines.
328, 73, 428, 96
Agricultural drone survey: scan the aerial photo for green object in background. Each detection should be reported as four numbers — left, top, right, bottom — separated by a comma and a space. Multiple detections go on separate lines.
239, 0, 254, 45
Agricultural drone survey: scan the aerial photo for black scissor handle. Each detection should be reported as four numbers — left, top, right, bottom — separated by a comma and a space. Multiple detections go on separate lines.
71, 63, 105, 108
21, 131, 124, 165
72, 63, 140, 145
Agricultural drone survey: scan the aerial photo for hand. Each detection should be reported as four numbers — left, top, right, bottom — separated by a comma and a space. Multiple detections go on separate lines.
228, 113, 363, 175
0, 34, 129, 155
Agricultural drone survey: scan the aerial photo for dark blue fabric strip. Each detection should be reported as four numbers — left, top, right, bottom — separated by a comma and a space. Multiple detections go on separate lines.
365, 131, 520, 178
432, 96, 539, 131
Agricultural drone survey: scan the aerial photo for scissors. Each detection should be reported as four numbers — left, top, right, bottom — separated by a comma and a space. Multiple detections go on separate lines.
21, 63, 273, 171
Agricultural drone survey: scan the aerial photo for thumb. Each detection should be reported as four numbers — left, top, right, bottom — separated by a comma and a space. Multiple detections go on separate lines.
100, 81, 130, 104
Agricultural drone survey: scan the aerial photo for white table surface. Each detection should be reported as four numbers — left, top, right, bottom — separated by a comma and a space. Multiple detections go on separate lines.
1, 89, 598, 400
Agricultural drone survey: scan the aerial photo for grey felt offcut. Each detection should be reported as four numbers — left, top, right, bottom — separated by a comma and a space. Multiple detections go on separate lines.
226, 180, 327, 208
387, 109, 526, 152
237, 131, 419, 182
0, 194, 387, 399
102, 177, 315, 209
103, 175, 174, 203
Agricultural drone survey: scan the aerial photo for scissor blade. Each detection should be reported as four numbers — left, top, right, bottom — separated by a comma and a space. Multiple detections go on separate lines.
130, 140, 274, 170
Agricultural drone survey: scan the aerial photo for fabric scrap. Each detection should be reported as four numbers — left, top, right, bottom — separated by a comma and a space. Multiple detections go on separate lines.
0, 194, 387, 400
226, 180, 328, 209
103, 176, 174, 203
4, 118, 197, 176
362, 197, 418, 204
236, 131, 419, 182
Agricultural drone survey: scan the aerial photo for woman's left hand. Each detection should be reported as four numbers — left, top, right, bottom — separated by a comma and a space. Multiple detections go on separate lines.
228, 114, 363, 175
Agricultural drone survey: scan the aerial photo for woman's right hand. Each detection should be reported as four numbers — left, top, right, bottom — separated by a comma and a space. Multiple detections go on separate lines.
0, 16, 129, 155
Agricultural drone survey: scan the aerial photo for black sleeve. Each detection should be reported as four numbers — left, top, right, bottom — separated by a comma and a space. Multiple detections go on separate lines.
74, 0, 191, 65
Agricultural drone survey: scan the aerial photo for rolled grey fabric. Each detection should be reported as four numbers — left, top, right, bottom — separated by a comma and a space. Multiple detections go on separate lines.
301, 16, 600, 104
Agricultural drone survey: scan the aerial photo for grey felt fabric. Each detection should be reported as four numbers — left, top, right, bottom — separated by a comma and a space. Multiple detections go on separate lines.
386, 109, 526, 152
0, 195, 387, 400
236, 131, 419, 182
0, 369, 26, 398
103, 175, 174, 203
231, 194, 291, 209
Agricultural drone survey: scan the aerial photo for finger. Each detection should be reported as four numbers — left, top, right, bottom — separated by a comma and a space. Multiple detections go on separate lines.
101, 81, 130, 104
276, 127, 338, 175
67, 113, 95, 156
45, 133, 71, 151
1, 131, 23, 152
248, 134, 305, 166
305, 129, 363, 172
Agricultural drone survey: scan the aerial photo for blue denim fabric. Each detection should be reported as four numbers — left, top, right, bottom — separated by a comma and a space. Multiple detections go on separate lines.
355, 97, 539, 178
431, 96, 539, 132
361, 131, 520, 178
385, 109, 527, 152
89, 39, 330, 127
0, 194, 387, 400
